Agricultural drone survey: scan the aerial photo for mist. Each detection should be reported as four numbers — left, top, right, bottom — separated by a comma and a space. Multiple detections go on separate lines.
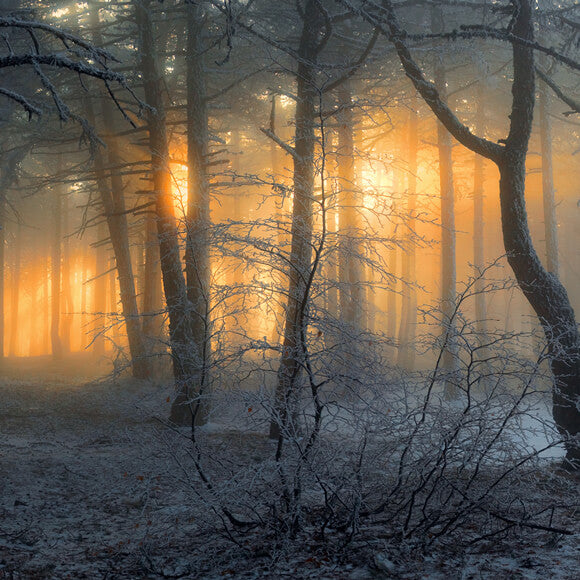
1, 1, 579, 577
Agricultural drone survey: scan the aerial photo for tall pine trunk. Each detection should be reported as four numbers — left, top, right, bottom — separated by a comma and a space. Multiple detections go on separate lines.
9, 223, 20, 356
473, 83, 487, 334
269, 0, 323, 440
432, 5, 458, 396
397, 102, 418, 370
51, 185, 63, 360
93, 221, 107, 357
539, 71, 559, 276
134, 0, 205, 426
172, 0, 212, 425
337, 82, 364, 332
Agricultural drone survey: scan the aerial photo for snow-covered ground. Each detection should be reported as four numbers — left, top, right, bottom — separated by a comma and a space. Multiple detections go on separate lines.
0, 356, 578, 578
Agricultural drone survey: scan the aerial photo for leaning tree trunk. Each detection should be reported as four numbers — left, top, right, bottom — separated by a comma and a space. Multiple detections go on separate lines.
86, 3, 150, 378
497, 5, 578, 466
91, 134, 151, 379
269, 0, 324, 440
499, 153, 580, 464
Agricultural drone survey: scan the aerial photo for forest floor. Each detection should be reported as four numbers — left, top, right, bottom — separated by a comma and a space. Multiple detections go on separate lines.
0, 354, 579, 579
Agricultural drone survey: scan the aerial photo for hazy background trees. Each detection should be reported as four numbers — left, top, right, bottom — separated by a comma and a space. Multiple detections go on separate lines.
0, 0, 579, 458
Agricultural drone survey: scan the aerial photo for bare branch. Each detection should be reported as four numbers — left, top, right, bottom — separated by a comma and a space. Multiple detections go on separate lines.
259, 127, 300, 161
536, 67, 580, 116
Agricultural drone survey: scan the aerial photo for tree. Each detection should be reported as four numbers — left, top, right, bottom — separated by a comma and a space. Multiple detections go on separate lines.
431, 4, 458, 397
0, 14, 134, 126
83, 3, 151, 379
268, 0, 326, 440
0, 146, 25, 361
397, 100, 418, 370
180, 0, 212, 426
134, 0, 210, 426
368, 0, 580, 467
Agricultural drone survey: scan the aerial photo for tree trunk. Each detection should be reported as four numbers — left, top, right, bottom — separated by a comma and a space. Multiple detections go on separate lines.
42, 246, 50, 355
337, 82, 364, 332
397, 102, 418, 370
95, 127, 150, 377
539, 71, 559, 276
0, 191, 4, 361
51, 186, 63, 361
499, 153, 580, 464
383, 0, 580, 464
93, 221, 107, 357
61, 195, 73, 354
109, 254, 119, 345
9, 223, 20, 357
497, 2, 579, 466
324, 130, 339, 320
269, 94, 287, 344
174, 0, 212, 425
87, 4, 150, 378
473, 83, 487, 335
432, 5, 458, 396
387, 215, 398, 348
269, 0, 323, 440
142, 213, 163, 342
134, 0, 203, 426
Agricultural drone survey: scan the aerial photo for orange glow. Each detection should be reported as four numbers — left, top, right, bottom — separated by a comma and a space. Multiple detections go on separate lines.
4, 250, 124, 358
170, 160, 189, 215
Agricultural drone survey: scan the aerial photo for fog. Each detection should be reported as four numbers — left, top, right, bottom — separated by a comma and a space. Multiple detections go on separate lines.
0, 0, 579, 577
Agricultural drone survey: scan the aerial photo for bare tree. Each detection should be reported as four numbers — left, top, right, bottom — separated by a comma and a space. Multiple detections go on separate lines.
354, 0, 580, 467
268, 0, 326, 440
134, 0, 210, 426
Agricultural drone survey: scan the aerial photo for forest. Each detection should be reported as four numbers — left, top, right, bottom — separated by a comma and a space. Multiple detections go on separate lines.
0, 0, 579, 577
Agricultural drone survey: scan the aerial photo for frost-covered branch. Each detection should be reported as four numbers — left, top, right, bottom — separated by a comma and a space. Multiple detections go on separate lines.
0, 17, 136, 123
536, 67, 580, 115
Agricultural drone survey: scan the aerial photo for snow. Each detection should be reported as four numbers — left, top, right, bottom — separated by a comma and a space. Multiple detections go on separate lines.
0, 357, 578, 578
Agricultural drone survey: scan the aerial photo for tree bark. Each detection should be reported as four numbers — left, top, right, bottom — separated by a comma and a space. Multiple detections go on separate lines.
174, 0, 212, 425
51, 185, 63, 361
134, 0, 205, 426
397, 101, 418, 370
539, 70, 559, 276
473, 83, 487, 335
337, 82, 364, 332
269, 0, 324, 440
